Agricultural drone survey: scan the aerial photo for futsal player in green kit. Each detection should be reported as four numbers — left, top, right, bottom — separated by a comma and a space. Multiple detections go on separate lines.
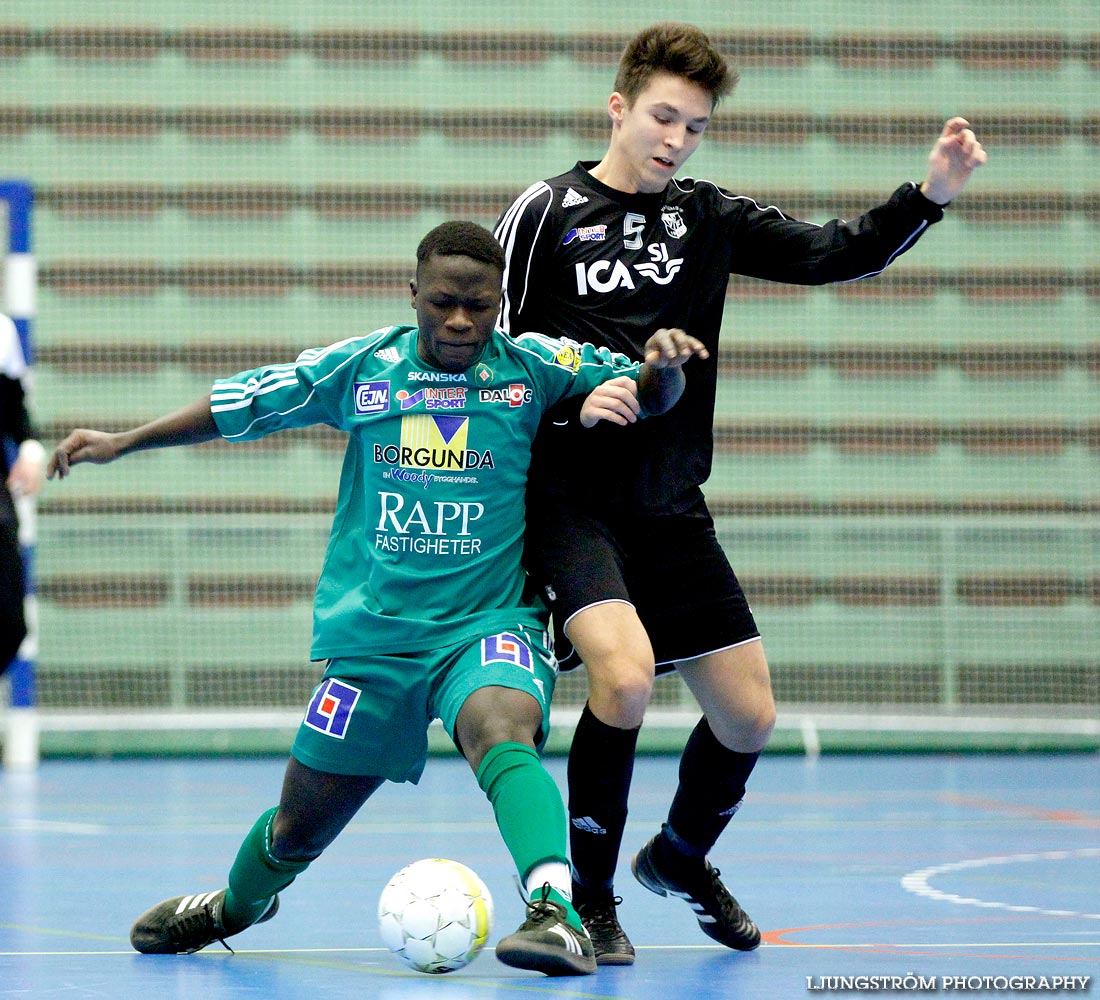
47, 221, 707, 977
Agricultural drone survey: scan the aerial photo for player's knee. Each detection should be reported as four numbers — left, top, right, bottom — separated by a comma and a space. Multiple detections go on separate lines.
747, 700, 777, 750
585, 656, 655, 728
269, 814, 329, 862
467, 710, 539, 752
709, 699, 776, 753
455, 689, 541, 770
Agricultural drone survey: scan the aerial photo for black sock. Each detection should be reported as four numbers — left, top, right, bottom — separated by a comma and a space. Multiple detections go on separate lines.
567, 702, 640, 893
664, 717, 759, 859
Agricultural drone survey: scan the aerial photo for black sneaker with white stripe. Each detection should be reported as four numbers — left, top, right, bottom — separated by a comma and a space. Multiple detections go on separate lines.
494, 884, 597, 976
632, 834, 761, 951
130, 889, 279, 954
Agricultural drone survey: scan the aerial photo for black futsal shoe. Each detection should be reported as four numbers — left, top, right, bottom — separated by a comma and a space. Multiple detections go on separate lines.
495, 883, 597, 976
130, 889, 279, 954
632, 834, 761, 951
573, 887, 635, 965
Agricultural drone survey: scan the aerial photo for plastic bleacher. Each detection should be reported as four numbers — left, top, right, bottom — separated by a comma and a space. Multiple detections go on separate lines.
4, 7, 1097, 723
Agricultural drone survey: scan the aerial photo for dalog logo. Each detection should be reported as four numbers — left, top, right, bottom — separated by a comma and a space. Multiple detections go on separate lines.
478, 383, 532, 407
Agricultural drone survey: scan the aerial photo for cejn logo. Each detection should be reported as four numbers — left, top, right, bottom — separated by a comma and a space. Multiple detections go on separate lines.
354, 380, 390, 414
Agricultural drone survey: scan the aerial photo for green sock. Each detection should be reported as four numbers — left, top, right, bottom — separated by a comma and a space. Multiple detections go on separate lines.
223, 807, 312, 933
476, 742, 581, 929
541, 886, 584, 932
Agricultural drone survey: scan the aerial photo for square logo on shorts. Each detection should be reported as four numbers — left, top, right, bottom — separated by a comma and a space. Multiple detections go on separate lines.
304, 678, 361, 739
482, 632, 533, 671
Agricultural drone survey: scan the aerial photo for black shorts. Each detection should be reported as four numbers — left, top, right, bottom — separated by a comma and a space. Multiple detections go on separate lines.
523, 492, 760, 673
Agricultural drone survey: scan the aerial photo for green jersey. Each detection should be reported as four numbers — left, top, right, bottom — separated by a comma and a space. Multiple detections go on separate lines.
210, 325, 641, 658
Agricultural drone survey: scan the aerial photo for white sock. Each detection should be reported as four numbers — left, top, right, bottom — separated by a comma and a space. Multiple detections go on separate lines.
525, 862, 572, 902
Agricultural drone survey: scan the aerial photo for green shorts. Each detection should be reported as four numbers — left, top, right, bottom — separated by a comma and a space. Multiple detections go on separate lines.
291, 625, 558, 783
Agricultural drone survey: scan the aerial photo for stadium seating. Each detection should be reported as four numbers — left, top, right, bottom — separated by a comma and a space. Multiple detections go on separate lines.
3, 8, 1096, 719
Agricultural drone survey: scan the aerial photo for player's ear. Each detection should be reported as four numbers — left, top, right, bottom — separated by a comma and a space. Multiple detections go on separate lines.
608, 92, 626, 125
409, 278, 417, 310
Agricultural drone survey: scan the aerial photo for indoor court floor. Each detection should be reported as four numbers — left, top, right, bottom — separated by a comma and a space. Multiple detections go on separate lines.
2, 751, 1098, 998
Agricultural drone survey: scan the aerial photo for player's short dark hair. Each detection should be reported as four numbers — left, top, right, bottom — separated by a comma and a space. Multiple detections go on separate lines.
614, 22, 738, 109
416, 221, 505, 276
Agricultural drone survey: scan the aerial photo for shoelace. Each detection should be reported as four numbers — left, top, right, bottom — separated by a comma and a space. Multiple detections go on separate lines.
511, 882, 564, 930
576, 896, 625, 936
526, 886, 558, 924
704, 868, 756, 932
168, 902, 234, 954
702, 868, 733, 910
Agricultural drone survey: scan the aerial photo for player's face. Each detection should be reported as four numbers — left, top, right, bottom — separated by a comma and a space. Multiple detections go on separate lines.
411, 254, 502, 372
608, 72, 713, 193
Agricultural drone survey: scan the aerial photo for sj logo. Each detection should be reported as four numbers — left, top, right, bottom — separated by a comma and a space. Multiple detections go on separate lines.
634, 243, 683, 285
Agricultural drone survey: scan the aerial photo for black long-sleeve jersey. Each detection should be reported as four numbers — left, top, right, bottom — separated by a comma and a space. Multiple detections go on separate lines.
494, 161, 945, 514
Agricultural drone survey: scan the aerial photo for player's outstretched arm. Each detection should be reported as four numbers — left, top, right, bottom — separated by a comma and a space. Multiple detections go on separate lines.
48, 394, 220, 480
637, 328, 709, 416
919, 117, 987, 206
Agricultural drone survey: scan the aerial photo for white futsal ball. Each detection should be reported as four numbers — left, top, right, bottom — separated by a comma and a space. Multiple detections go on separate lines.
377, 858, 494, 974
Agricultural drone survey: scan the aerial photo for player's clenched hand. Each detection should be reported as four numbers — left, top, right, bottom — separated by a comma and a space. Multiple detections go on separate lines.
47, 429, 124, 480
920, 117, 987, 206
580, 376, 641, 428
643, 328, 709, 369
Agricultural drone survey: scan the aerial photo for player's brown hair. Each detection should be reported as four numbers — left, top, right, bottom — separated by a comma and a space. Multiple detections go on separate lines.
614, 23, 738, 109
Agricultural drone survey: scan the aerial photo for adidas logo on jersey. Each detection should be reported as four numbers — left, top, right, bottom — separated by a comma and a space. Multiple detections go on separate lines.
561, 188, 588, 208
374, 347, 401, 363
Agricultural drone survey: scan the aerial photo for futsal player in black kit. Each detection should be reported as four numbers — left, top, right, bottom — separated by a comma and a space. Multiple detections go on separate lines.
494, 22, 986, 964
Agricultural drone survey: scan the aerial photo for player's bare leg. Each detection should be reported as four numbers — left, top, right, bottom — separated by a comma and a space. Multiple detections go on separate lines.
562, 600, 655, 964
568, 601, 656, 729
130, 760, 382, 954
632, 640, 774, 950
678, 639, 775, 755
